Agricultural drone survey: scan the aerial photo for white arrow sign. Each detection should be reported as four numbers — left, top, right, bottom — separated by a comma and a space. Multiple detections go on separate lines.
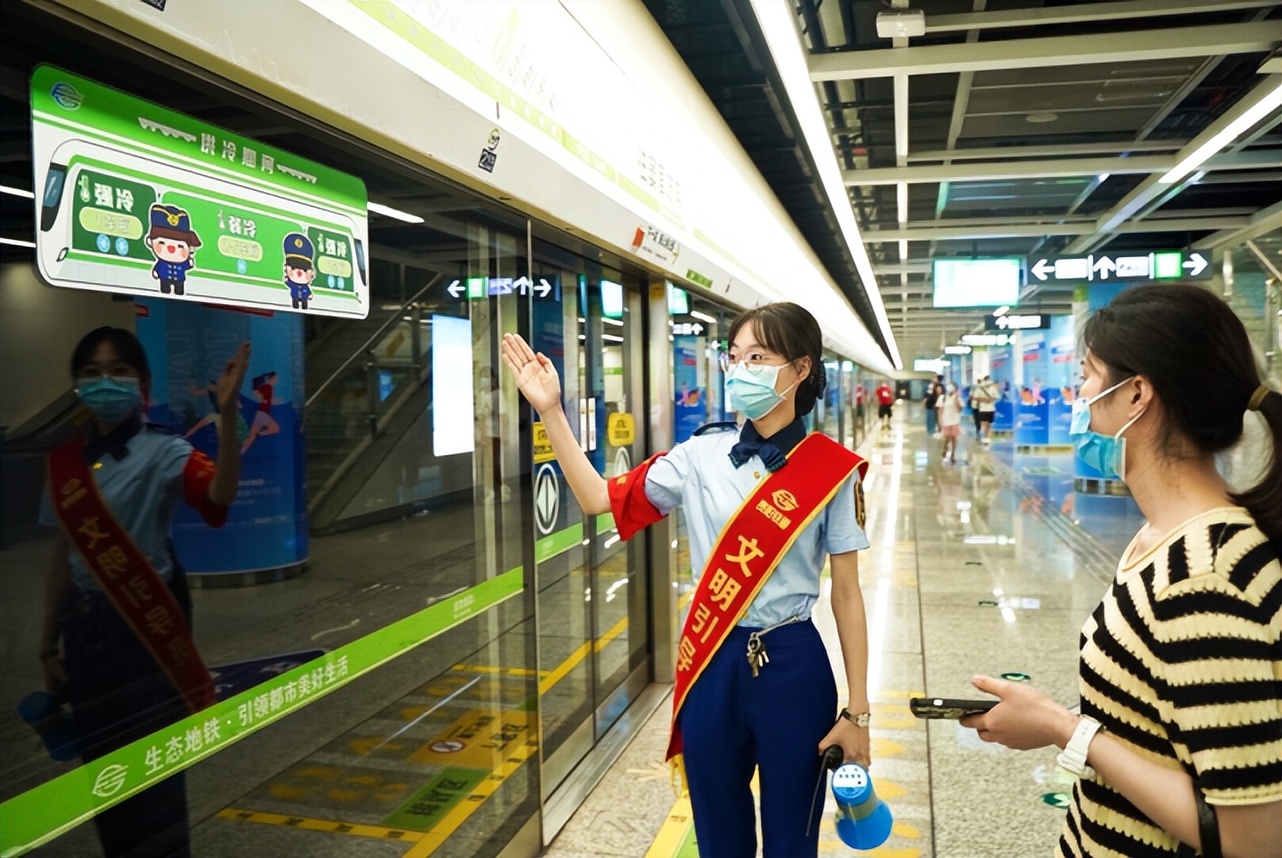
1183, 253, 1208, 276
995, 315, 1011, 329
536, 278, 553, 298
446, 279, 464, 298
1093, 256, 1115, 279
513, 275, 532, 295
1032, 259, 1054, 281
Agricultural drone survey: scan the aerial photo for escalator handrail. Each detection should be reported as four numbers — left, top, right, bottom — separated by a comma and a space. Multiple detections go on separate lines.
304, 274, 441, 416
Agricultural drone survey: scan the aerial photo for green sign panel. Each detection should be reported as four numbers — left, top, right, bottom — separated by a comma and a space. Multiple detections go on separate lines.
383, 766, 488, 830
30, 66, 369, 318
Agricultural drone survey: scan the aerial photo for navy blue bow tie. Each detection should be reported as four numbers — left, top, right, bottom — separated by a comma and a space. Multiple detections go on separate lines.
728, 419, 805, 472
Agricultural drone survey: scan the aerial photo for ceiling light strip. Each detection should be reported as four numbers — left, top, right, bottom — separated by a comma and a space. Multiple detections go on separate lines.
749, 0, 902, 370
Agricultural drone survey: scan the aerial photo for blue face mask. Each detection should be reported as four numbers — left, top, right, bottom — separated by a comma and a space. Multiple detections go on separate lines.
77, 376, 143, 423
1069, 376, 1145, 481
726, 361, 798, 421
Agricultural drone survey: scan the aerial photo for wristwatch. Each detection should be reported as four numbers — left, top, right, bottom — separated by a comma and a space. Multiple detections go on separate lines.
839, 708, 871, 728
1057, 716, 1102, 779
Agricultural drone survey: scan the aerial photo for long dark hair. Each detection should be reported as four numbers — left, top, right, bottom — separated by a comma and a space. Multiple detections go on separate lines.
70, 326, 151, 382
727, 302, 826, 417
1082, 284, 1281, 552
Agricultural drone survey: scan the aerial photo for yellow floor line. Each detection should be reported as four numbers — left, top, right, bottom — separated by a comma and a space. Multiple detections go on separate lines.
644, 792, 693, 858
215, 808, 424, 842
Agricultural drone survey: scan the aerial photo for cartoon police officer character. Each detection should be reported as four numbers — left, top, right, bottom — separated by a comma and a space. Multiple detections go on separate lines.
145, 203, 202, 296
282, 232, 316, 311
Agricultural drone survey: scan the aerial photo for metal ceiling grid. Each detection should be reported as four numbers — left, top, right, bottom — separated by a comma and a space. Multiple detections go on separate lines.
649, 0, 1281, 369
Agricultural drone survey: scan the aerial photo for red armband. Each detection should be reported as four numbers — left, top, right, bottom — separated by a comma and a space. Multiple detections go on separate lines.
607, 452, 668, 541
183, 451, 228, 527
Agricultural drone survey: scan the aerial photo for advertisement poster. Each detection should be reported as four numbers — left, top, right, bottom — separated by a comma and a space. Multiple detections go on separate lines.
1047, 315, 1076, 444
1015, 335, 1050, 445
136, 299, 308, 575
31, 66, 369, 318
673, 335, 703, 443
988, 342, 1015, 433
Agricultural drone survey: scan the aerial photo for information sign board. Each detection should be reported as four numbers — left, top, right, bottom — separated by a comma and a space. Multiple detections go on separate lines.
1028, 250, 1210, 284
31, 66, 369, 317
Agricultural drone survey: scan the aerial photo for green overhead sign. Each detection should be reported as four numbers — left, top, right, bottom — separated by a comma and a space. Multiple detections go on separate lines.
30, 66, 370, 318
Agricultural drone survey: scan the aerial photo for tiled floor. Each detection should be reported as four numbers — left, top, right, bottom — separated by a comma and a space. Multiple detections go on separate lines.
544, 409, 1139, 857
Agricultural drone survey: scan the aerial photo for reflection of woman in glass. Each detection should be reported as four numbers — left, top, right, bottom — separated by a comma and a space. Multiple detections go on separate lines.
40, 327, 247, 858
240, 371, 280, 454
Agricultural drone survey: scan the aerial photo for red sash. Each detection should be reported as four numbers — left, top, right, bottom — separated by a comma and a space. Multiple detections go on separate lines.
48, 438, 214, 714
666, 433, 867, 760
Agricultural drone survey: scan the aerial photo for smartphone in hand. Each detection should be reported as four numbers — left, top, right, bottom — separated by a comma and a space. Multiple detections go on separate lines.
909, 697, 997, 719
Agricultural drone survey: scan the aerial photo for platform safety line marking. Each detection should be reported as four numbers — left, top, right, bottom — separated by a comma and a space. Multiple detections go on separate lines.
401, 737, 541, 857
644, 791, 693, 858
215, 808, 423, 842
451, 663, 547, 677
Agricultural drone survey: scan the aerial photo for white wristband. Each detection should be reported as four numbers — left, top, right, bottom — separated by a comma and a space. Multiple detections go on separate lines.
1057, 716, 1102, 779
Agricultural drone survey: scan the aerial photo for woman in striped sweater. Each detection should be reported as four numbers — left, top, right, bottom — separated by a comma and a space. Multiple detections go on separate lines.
963, 285, 1281, 858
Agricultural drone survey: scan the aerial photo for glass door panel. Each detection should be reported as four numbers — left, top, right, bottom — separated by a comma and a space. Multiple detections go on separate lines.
530, 267, 594, 797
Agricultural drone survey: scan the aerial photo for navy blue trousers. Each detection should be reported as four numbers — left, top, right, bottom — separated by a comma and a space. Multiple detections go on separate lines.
679, 620, 837, 858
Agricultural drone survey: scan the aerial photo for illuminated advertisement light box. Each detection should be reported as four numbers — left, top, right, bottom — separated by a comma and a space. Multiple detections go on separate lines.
30, 66, 370, 318
932, 258, 1023, 309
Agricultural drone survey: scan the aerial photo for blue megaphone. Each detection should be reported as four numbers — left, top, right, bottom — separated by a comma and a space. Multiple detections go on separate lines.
831, 761, 893, 850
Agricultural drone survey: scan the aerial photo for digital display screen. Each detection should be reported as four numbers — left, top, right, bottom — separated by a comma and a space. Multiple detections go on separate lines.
667, 283, 689, 315
932, 258, 1023, 308
601, 279, 624, 318
431, 314, 475, 456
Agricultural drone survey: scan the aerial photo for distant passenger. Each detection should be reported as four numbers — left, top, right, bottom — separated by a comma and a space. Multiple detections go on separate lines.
40, 327, 248, 858
923, 374, 943, 437
874, 379, 894, 431
937, 382, 964, 464
502, 302, 872, 858
962, 285, 1281, 858
971, 374, 998, 443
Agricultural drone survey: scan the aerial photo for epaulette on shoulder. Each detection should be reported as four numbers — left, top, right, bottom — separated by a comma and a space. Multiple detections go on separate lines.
693, 421, 738, 436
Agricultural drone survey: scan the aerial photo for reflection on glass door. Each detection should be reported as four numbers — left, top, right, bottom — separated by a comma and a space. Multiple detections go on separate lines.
589, 279, 647, 737
528, 264, 650, 799
529, 267, 593, 798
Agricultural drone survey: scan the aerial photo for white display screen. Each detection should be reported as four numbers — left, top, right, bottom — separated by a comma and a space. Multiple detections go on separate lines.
431, 314, 475, 456
601, 279, 624, 318
932, 258, 1023, 308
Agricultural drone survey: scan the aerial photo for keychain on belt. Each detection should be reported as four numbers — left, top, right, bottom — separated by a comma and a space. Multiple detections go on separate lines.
745, 614, 805, 678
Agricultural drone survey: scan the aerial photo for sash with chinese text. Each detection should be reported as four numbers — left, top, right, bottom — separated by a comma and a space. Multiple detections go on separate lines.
48, 438, 214, 714
666, 432, 867, 761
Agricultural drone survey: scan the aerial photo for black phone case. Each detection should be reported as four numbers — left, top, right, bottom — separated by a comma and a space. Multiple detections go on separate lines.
909, 697, 997, 719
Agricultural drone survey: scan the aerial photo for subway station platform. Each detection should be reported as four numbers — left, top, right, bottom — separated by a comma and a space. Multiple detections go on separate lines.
4, 405, 1148, 858
544, 407, 1137, 858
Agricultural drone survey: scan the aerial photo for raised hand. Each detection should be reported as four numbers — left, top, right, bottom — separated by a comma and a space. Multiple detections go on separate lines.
501, 333, 561, 416
216, 342, 251, 417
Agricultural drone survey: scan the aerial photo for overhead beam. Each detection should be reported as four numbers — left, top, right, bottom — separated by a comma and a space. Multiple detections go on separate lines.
809, 23, 1276, 80
1065, 76, 1282, 253
924, 0, 1281, 34
845, 150, 1279, 185
906, 140, 1181, 162
862, 216, 1249, 242
1192, 200, 1282, 249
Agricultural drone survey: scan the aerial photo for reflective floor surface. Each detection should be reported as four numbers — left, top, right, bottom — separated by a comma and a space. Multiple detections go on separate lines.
545, 406, 1142, 858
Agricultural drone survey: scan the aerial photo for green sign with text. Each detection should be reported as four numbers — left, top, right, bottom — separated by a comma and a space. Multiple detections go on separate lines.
30, 66, 369, 318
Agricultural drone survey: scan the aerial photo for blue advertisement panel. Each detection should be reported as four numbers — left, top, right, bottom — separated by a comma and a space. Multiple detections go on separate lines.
1015, 335, 1050, 445
136, 299, 308, 574
673, 335, 703, 444
1047, 315, 1076, 444
988, 342, 1016, 433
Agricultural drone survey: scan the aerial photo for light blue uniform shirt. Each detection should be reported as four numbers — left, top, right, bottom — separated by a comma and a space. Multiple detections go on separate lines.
644, 426, 869, 628
41, 429, 194, 590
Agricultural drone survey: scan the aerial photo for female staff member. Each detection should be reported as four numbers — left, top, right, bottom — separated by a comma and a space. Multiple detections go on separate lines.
963, 285, 1281, 858
502, 302, 871, 858
40, 327, 248, 858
